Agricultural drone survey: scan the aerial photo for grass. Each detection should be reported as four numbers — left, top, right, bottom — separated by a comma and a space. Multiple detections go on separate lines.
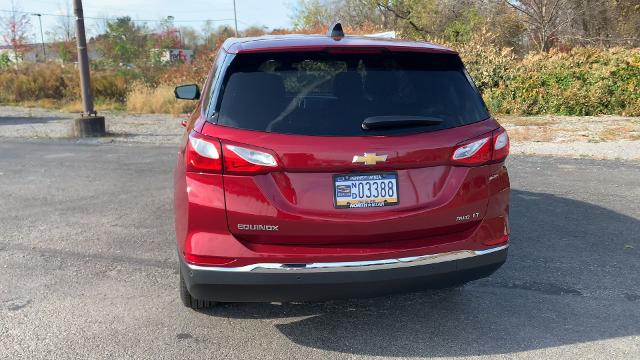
498, 116, 560, 127
501, 115, 640, 143
60, 100, 126, 113
598, 126, 640, 141
505, 126, 557, 142
125, 84, 196, 115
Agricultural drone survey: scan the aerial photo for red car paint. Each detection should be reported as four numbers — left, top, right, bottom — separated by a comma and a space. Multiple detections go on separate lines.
174, 31, 510, 304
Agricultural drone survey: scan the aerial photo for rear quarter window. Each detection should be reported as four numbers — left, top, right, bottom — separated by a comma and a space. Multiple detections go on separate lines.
214, 51, 490, 136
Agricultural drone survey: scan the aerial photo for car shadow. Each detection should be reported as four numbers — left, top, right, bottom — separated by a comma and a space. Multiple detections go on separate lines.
200, 189, 640, 357
0, 116, 67, 126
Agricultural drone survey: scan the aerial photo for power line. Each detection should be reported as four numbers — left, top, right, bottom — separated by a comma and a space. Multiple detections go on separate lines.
0, 9, 235, 23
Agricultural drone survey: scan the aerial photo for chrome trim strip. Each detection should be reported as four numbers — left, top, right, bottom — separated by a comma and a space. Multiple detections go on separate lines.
186, 244, 508, 273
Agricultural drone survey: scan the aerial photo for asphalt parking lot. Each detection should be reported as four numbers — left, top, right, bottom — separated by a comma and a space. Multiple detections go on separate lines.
1, 139, 638, 359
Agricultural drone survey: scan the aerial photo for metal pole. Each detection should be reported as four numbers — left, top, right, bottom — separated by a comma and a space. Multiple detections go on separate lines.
34, 14, 46, 61
73, 0, 94, 116
232, 0, 238, 37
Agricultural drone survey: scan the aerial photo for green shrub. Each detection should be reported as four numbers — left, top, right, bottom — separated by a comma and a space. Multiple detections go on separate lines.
478, 47, 640, 116
429, 29, 639, 116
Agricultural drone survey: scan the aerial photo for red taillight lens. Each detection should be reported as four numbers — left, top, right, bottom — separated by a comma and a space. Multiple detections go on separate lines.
452, 136, 492, 165
451, 127, 509, 166
222, 142, 281, 174
184, 253, 237, 267
492, 128, 510, 161
483, 234, 509, 246
185, 133, 281, 175
185, 132, 222, 173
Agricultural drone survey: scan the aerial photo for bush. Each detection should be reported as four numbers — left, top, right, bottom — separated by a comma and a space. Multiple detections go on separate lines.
469, 47, 640, 116
0, 63, 67, 102
0, 63, 132, 105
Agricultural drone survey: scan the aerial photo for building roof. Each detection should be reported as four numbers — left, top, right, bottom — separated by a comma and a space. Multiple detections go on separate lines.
222, 34, 456, 55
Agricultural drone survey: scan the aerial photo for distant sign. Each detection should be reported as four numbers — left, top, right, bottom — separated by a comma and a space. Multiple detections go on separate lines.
157, 49, 193, 64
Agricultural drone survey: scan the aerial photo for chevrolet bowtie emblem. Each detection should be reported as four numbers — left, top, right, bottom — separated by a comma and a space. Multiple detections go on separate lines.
352, 153, 388, 165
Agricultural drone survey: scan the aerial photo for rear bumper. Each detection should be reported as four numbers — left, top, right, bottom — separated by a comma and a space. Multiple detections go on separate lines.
180, 245, 508, 302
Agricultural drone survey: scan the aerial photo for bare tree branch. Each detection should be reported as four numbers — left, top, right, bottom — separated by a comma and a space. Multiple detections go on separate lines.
374, 2, 427, 35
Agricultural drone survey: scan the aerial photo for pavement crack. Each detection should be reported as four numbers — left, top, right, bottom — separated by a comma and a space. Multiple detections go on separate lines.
479, 280, 584, 296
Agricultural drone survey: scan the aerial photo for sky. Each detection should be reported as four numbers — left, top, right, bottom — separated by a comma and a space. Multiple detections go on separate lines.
2, 0, 294, 44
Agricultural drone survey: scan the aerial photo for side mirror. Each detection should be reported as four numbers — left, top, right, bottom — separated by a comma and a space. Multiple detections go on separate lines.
175, 84, 200, 100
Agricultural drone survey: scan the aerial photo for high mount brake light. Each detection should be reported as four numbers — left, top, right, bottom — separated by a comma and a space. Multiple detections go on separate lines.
327, 48, 385, 54
451, 127, 509, 166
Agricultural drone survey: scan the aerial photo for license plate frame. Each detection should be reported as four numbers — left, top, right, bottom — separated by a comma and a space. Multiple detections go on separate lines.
333, 172, 399, 209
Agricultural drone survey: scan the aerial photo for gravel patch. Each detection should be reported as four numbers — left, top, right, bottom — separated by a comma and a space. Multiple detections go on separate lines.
511, 140, 640, 161
1, 106, 639, 160
0, 106, 183, 144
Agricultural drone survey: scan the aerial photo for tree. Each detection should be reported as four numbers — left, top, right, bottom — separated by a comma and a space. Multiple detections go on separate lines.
0, 52, 11, 69
96, 17, 148, 66
201, 24, 235, 50
54, 2, 74, 42
562, 0, 640, 47
290, 0, 388, 32
291, 0, 334, 30
179, 27, 201, 49
50, 2, 76, 64
242, 25, 268, 37
1, 0, 31, 63
155, 16, 182, 49
478, 0, 526, 50
55, 41, 76, 64
505, 0, 574, 52
290, 0, 495, 42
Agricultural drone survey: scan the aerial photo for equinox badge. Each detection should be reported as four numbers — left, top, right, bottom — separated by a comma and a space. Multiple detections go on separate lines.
238, 224, 279, 231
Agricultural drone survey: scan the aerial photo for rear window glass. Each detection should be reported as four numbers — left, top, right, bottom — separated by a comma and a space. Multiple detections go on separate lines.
215, 51, 489, 136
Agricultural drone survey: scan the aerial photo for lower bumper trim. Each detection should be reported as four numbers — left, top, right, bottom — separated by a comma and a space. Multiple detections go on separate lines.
185, 244, 508, 273
181, 245, 509, 302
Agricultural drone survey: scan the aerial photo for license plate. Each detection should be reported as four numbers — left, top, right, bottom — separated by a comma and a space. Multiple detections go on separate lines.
333, 173, 399, 209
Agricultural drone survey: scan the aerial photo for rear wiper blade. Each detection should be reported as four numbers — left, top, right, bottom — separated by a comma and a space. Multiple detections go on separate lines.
361, 116, 444, 130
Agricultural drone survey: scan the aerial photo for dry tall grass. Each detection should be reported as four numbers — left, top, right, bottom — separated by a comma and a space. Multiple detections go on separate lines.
125, 84, 196, 115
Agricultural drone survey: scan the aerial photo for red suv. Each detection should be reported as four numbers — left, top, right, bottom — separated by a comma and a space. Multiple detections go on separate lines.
174, 25, 510, 308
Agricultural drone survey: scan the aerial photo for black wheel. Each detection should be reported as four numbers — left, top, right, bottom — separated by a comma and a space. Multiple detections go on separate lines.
179, 267, 216, 309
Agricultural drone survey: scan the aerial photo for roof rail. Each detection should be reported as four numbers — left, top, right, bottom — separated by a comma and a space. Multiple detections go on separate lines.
327, 22, 345, 38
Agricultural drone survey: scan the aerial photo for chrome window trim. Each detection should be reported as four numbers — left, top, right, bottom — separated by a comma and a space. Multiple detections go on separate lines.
186, 245, 508, 273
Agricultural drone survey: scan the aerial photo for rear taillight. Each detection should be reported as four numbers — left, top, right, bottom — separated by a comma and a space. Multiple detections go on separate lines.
185, 132, 281, 174
452, 136, 491, 165
222, 142, 281, 174
185, 132, 222, 173
492, 128, 510, 161
451, 127, 509, 166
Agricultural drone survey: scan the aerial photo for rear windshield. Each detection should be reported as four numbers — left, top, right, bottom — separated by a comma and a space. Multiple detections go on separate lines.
214, 51, 489, 136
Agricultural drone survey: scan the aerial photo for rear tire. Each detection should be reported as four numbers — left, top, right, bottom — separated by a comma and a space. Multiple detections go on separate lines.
179, 267, 216, 309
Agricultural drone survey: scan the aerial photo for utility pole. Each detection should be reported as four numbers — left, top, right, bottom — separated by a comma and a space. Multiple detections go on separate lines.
232, 0, 238, 37
32, 13, 46, 61
72, 0, 105, 137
